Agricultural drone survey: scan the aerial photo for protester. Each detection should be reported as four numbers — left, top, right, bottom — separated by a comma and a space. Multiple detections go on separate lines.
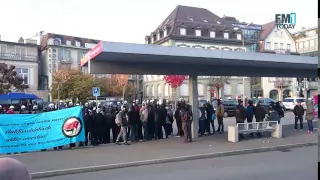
0, 158, 31, 180
127, 105, 138, 142
305, 100, 314, 133
205, 102, 215, 135
198, 103, 206, 136
265, 107, 280, 122
7, 106, 14, 114
174, 104, 183, 136
215, 99, 225, 133
19, 105, 30, 114
115, 105, 130, 145
246, 100, 254, 137
180, 103, 192, 143
254, 100, 266, 137
235, 100, 246, 139
165, 106, 174, 138
293, 101, 305, 131
140, 103, 149, 141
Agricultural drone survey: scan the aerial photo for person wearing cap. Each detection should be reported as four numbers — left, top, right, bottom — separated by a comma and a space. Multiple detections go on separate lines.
7, 105, 15, 114
19, 105, 30, 114
31, 105, 39, 114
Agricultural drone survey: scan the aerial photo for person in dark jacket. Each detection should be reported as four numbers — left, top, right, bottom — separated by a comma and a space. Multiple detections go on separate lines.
235, 101, 246, 139
198, 104, 206, 136
147, 104, 155, 139
92, 108, 104, 145
127, 105, 138, 142
19, 105, 30, 114
155, 104, 166, 139
246, 100, 254, 137
254, 101, 266, 137
80, 109, 92, 146
274, 102, 284, 123
174, 104, 183, 136
205, 103, 215, 135
293, 101, 305, 131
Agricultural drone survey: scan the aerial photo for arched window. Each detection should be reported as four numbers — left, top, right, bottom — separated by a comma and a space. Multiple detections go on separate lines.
223, 84, 231, 96
237, 83, 244, 95
164, 84, 169, 96
145, 86, 149, 96
198, 84, 204, 96
180, 84, 188, 96
157, 85, 162, 96
151, 85, 155, 96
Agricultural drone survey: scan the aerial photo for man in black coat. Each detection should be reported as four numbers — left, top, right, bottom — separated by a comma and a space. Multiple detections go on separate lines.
254, 101, 266, 137
235, 101, 246, 139
174, 104, 183, 136
92, 108, 104, 145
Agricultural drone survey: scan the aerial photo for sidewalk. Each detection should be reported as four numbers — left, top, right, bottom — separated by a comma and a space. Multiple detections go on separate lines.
8, 124, 317, 174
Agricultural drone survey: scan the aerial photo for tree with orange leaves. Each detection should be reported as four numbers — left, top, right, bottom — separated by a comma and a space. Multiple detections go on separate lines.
113, 74, 130, 99
51, 69, 70, 103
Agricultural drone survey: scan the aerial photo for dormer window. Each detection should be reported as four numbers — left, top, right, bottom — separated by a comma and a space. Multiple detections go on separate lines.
157, 33, 160, 40
66, 40, 71, 46
159, 31, 164, 38
153, 34, 157, 42
202, 18, 208, 23
188, 16, 194, 21
195, 29, 201, 36
210, 31, 216, 38
75, 41, 80, 47
224, 32, 229, 39
216, 21, 221, 24
180, 28, 186, 35
237, 34, 242, 40
164, 29, 168, 37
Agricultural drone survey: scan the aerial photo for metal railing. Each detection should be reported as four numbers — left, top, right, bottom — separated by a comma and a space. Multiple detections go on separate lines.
0, 53, 37, 61
274, 49, 291, 54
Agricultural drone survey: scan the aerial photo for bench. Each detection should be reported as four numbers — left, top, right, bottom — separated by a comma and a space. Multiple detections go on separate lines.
228, 121, 282, 143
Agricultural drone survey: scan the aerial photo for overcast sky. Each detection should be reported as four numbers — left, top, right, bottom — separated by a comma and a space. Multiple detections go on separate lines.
0, 0, 317, 43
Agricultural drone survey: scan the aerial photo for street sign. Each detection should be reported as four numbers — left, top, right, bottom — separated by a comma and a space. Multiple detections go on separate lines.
93, 87, 100, 97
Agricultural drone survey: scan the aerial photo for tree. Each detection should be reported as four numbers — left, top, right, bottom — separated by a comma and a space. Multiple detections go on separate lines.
51, 69, 70, 103
113, 74, 130, 99
68, 71, 95, 103
163, 75, 186, 106
207, 76, 230, 99
0, 63, 28, 94
273, 77, 290, 100
51, 69, 95, 104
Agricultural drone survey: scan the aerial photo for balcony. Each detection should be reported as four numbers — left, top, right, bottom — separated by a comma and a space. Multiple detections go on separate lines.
0, 53, 37, 61
274, 49, 291, 54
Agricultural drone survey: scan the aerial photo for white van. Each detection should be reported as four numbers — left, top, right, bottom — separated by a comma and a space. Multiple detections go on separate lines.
283, 97, 306, 110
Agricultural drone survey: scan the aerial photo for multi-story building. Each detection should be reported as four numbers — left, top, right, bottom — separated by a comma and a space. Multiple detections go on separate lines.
143, 5, 251, 101
223, 16, 262, 52
40, 33, 100, 100
255, 21, 298, 100
0, 37, 48, 99
292, 27, 318, 97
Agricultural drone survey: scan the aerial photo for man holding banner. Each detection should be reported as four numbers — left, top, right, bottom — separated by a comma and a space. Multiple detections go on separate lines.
0, 106, 85, 154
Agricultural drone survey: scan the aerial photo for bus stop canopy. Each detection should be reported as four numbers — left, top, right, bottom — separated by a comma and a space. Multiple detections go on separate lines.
81, 41, 317, 77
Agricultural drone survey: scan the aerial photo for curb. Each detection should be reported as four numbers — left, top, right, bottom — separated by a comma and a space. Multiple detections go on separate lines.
31, 141, 317, 179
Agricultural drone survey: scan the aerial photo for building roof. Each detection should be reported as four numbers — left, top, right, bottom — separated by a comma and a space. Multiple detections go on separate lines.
146, 5, 241, 44
82, 41, 317, 77
260, 21, 276, 40
292, 27, 318, 34
40, 33, 100, 50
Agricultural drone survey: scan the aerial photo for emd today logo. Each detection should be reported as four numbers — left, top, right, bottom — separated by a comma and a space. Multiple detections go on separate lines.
275, 13, 296, 29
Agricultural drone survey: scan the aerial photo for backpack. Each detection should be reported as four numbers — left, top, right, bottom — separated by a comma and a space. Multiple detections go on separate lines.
115, 112, 121, 124
211, 113, 216, 121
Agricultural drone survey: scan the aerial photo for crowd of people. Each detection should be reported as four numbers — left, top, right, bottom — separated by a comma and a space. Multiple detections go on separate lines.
0, 97, 315, 150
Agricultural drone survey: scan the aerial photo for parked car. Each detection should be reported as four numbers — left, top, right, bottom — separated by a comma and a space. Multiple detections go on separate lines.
252, 98, 275, 112
222, 100, 238, 116
282, 97, 306, 110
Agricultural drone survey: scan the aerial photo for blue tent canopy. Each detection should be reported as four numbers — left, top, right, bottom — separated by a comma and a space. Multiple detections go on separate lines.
0, 93, 38, 100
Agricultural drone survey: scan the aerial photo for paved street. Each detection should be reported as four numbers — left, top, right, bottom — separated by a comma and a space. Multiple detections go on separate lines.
42, 146, 317, 180
6, 122, 316, 173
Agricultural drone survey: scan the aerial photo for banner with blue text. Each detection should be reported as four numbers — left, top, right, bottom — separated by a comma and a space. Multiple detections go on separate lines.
0, 106, 85, 154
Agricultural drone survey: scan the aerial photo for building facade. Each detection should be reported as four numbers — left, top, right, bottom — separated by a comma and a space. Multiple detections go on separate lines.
223, 16, 262, 52
40, 33, 100, 100
292, 27, 318, 97
256, 21, 298, 100
0, 38, 48, 99
143, 5, 251, 101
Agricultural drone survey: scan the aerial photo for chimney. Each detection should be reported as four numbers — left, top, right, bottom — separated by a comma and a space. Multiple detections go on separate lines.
18, 37, 24, 43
